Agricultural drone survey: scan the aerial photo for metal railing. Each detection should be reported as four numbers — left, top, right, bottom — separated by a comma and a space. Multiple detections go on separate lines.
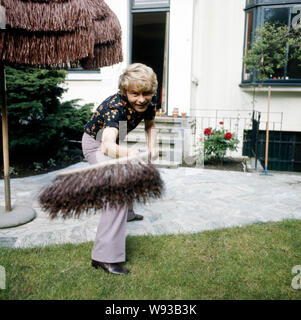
188, 108, 284, 167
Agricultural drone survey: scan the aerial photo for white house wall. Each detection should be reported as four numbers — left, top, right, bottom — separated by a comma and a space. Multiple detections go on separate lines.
168, 0, 194, 116
191, 0, 248, 113
243, 89, 301, 132
62, 0, 301, 133
62, 0, 196, 116
191, 0, 301, 133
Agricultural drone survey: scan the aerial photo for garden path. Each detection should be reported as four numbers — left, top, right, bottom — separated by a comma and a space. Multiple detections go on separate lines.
0, 162, 301, 248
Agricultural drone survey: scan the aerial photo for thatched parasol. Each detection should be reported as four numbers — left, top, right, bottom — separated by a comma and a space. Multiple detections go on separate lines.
80, 0, 123, 69
0, 0, 123, 228
0, 0, 95, 67
0, 0, 123, 68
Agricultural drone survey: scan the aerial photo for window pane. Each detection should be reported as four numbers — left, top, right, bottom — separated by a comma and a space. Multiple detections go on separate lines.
287, 56, 301, 79
243, 2, 301, 83
264, 7, 290, 26
260, 0, 299, 4
287, 9, 301, 79
244, 11, 254, 81
261, 0, 278, 4
246, 11, 253, 53
132, 0, 170, 10
263, 7, 290, 79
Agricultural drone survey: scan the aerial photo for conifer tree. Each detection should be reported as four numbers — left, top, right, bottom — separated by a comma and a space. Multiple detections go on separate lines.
1, 66, 92, 163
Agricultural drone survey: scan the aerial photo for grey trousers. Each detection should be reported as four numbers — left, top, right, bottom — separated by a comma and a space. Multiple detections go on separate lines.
81, 132, 135, 263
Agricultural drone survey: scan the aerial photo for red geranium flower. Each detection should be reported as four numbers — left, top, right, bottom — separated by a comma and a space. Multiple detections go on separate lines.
224, 132, 232, 140
219, 121, 224, 125
204, 128, 212, 136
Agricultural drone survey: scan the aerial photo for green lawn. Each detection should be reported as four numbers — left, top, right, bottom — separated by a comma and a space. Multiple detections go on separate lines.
1, 219, 301, 300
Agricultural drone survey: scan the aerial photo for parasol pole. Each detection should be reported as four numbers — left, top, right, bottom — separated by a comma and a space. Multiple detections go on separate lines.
264, 86, 271, 175
1, 62, 11, 212
1, 4, 11, 211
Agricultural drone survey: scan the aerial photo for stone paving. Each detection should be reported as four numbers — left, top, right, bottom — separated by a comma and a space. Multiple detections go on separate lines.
1, 162, 301, 248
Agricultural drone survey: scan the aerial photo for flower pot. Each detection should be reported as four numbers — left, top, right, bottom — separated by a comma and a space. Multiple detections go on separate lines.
172, 108, 179, 118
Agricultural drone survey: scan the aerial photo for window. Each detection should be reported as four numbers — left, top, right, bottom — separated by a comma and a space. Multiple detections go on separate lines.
242, 0, 301, 85
131, 0, 170, 12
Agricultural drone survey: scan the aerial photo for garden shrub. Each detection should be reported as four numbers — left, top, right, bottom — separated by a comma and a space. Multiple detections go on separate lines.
0, 65, 93, 165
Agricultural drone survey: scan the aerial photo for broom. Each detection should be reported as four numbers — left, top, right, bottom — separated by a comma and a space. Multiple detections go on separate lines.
38, 152, 164, 219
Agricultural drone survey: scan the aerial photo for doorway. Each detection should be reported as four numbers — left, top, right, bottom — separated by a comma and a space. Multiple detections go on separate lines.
131, 11, 169, 113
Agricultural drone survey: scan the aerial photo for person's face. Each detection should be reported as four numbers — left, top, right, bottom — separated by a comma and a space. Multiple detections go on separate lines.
126, 86, 153, 113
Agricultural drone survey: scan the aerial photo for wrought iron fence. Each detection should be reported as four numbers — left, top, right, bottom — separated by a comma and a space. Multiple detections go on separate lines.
254, 130, 301, 172
242, 110, 301, 172
191, 109, 257, 159
189, 108, 299, 171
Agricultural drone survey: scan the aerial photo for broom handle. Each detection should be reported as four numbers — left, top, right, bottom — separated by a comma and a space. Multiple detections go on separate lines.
56, 151, 151, 178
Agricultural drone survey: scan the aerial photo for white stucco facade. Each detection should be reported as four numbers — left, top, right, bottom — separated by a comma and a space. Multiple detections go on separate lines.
62, 0, 301, 132
168, 0, 194, 115
191, 0, 248, 112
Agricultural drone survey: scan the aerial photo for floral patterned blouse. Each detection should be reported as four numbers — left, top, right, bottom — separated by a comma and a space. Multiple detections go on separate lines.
84, 92, 157, 141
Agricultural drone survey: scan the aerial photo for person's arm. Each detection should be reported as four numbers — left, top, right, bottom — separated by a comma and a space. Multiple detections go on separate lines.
145, 119, 158, 160
102, 127, 139, 158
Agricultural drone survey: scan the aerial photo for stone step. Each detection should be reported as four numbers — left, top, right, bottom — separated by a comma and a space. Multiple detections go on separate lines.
130, 126, 182, 137
127, 142, 183, 161
154, 116, 194, 124
126, 141, 174, 150
125, 132, 183, 144
140, 116, 194, 128
154, 117, 188, 127
152, 159, 181, 169
122, 117, 194, 147
127, 143, 183, 162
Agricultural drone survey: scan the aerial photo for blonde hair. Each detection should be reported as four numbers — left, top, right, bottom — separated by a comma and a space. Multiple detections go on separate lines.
119, 63, 158, 96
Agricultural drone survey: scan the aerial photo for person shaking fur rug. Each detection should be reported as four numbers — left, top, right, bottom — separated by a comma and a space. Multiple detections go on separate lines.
39, 152, 164, 219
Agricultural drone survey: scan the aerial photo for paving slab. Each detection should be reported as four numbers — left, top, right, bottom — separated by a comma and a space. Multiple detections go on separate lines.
1, 162, 301, 248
